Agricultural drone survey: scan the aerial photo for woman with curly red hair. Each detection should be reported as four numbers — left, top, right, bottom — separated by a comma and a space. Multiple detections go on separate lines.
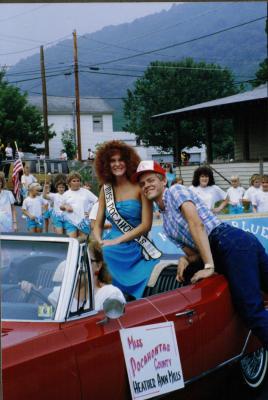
93, 141, 160, 299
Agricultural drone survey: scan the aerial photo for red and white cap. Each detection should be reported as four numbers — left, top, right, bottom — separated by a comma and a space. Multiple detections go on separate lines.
132, 160, 166, 182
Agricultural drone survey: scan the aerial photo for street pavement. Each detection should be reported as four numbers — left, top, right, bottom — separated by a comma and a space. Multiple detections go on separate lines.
13, 206, 268, 399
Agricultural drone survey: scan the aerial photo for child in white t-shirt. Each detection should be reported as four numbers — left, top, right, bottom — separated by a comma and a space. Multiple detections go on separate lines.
43, 180, 67, 234
0, 172, 17, 232
60, 171, 97, 239
252, 175, 268, 213
21, 165, 37, 199
226, 176, 245, 214
22, 182, 46, 233
243, 174, 262, 212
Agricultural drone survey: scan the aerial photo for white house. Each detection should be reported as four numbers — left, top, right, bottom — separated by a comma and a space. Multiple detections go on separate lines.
28, 96, 206, 163
28, 96, 114, 160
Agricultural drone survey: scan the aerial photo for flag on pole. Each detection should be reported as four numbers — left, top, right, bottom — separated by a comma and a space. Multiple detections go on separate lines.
12, 149, 23, 202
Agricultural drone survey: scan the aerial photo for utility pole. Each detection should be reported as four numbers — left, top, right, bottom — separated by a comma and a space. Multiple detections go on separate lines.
40, 45, 49, 157
73, 30, 82, 161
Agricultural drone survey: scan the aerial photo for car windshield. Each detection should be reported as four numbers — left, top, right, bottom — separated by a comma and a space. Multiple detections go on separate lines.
1, 239, 68, 321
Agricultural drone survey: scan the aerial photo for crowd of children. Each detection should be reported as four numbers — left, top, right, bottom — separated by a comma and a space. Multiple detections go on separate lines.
0, 167, 268, 235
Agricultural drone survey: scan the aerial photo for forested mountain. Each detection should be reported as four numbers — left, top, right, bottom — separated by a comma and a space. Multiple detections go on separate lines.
6, 2, 267, 129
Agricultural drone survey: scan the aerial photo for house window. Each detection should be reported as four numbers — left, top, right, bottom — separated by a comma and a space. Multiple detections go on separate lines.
93, 115, 103, 132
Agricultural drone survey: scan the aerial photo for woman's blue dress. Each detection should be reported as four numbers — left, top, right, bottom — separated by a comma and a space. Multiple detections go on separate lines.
103, 199, 158, 299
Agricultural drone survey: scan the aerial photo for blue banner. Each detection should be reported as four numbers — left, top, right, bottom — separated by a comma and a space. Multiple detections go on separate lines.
151, 214, 268, 256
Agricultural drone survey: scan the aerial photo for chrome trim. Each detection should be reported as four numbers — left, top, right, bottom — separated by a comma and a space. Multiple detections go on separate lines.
185, 330, 253, 386
175, 310, 195, 318
185, 353, 243, 386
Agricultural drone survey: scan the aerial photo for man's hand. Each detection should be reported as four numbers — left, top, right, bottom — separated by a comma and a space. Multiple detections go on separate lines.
20, 280, 35, 293
176, 256, 189, 282
191, 268, 215, 284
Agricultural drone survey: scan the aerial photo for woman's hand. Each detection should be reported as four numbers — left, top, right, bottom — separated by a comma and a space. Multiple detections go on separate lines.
101, 238, 121, 247
176, 256, 189, 282
191, 268, 215, 284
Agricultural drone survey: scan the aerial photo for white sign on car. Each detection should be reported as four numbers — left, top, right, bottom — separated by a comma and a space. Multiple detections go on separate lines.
120, 321, 184, 400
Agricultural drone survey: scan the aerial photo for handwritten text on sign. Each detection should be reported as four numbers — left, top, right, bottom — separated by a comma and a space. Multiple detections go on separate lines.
120, 322, 184, 400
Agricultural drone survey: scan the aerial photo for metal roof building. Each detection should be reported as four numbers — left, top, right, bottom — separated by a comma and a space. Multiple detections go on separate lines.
28, 95, 114, 115
152, 84, 268, 163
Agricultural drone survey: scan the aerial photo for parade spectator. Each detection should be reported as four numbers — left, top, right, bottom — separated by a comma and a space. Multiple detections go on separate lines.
60, 150, 68, 160
226, 175, 245, 214
164, 163, 176, 188
60, 171, 97, 239
18, 148, 24, 159
22, 182, 46, 233
43, 180, 67, 234
21, 165, 37, 199
39, 152, 46, 160
243, 174, 262, 211
189, 166, 228, 213
171, 177, 184, 186
93, 140, 160, 299
88, 148, 94, 161
83, 181, 92, 191
0, 172, 17, 232
5, 143, 13, 160
252, 175, 268, 213
134, 160, 268, 350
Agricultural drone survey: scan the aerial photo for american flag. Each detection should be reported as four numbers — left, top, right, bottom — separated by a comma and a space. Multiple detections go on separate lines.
12, 150, 23, 202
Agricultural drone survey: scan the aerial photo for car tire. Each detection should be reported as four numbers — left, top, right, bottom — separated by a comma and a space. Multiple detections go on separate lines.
240, 347, 268, 390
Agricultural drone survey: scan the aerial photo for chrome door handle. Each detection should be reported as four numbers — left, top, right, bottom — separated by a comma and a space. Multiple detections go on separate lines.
175, 309, 195, 318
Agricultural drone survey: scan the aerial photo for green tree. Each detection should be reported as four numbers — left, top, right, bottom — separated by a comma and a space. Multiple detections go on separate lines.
252, 16, 268, 87
252, 58, 268, 87
0, 70, 54, 150
123, 59, 238, 159
61, 129, 77, 160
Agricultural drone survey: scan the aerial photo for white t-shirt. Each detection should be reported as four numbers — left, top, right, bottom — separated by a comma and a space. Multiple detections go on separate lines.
21, 174, 37, 188
22, 196, 46, 218
47, 192, 65, 215
5, 146, 13, 158
95, 284, 126, 311
62, 188, 97, 225
252, 191, 268, 213
226, 186, 245, 205
0, 190, 15, 232
69, 284, 125, 313
189, 185, 227, 209
89, 201, 99, 220
243, 186, 262, 203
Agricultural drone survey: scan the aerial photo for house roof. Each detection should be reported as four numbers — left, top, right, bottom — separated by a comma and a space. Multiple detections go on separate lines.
28, 95, 114, 114
152, 84, 268, 119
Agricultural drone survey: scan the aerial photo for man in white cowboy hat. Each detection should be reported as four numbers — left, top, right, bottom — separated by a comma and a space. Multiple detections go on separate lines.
133, 160, 268, 350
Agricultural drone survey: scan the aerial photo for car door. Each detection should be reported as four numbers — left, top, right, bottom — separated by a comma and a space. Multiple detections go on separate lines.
2, 322, 81, 400
179, 274, 249, 374
63, 291, 196, 399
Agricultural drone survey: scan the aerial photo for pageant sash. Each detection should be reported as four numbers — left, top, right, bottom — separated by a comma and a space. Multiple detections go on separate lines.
104, 184, 162, 260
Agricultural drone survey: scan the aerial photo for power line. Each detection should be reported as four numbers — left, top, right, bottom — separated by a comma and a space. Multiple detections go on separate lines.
0, 33, 73, 56
88, 16, 266, 67
0, 4, 49, 23
77, 4, 231, 56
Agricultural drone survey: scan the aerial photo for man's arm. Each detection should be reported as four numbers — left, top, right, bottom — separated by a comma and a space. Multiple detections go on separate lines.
180, 201, 215, 283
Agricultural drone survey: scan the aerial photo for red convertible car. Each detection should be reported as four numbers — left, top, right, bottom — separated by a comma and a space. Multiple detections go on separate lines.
1, 233, 268, 399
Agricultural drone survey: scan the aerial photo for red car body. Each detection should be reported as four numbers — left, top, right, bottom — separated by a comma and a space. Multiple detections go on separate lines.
1, 234, 267, 400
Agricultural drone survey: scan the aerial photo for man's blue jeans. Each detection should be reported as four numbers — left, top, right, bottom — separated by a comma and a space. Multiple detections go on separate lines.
209, 223, 268, 349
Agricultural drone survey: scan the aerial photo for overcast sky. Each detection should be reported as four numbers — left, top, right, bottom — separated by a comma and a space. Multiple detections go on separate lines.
0, 3, 175, 67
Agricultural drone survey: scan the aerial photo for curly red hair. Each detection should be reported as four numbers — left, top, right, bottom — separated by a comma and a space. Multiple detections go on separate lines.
94, 140, 141, 184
